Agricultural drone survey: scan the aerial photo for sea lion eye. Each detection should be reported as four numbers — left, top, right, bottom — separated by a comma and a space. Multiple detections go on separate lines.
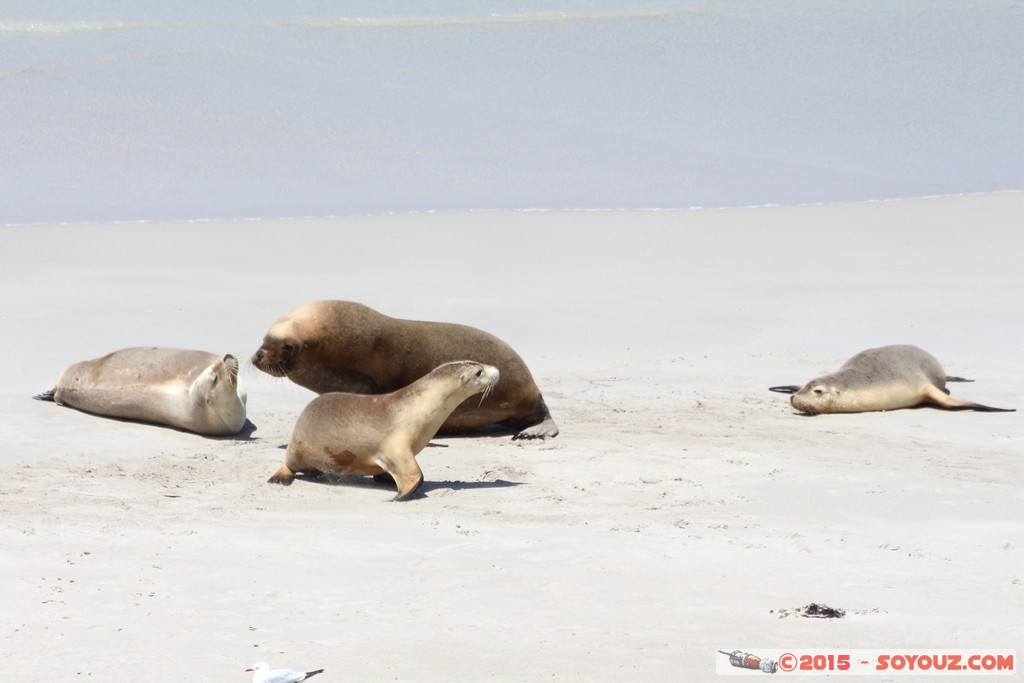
282, 344, 298, 360
813, 387, 823, 395
475, 369, 483, 377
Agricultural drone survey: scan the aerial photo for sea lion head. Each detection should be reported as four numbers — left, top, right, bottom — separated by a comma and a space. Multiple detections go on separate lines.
789, 378, 839, 415
429, 360, 500, 400
461, 361, 500, 398
251, 317, 306, 378
191, 354, 248, 433
250, 302, 385, 394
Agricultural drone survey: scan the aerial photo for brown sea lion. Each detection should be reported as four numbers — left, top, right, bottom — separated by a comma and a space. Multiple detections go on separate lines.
251, 300, 557, 438
770, 345, 1014, 415
268, 361, 500, 500
35, 347, 248, 435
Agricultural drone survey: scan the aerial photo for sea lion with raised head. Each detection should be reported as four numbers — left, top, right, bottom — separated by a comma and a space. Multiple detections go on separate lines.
251, 300, 557, 439
268, 360, 499, 500
35, 347, 248, 435
770, 345, 1014, 415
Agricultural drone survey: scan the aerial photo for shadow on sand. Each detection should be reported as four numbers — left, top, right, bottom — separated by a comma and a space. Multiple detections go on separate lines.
290, 471, 523, 499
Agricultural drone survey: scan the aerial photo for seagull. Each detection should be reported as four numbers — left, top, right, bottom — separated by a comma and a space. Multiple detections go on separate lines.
246, 662, 324, 683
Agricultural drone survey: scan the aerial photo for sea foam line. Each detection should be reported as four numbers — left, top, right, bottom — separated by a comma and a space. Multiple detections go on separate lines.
0, 20, 133, 34
0, 6, 696, 36
296, 6, 694, 29
4, 192, 1018, 229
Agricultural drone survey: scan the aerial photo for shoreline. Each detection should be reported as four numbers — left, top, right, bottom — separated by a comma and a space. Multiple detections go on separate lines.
4, 189, 1020, 229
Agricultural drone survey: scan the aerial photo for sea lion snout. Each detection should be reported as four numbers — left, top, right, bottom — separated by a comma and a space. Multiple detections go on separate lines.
251, 339, 296, 377
790, 382, 833, 414
469, 364, 500, 400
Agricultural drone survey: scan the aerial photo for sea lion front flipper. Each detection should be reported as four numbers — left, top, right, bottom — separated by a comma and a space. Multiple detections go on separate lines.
392, 475, 423, 501
33, 389, 56, 402
376, 451, 423, 501
512, 415, 560, 440
922, 384, 1015, 413
945, 376, 974, 383
769, 385, 801, 394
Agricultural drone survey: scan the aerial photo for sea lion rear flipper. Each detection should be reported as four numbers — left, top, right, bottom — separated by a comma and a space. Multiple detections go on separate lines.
923, 384, 1015, 413
267, 464, 296, 485
945, 376, 974, 383
33, 389, 56, 402
958, 403, 1015, 413
769, 385, 801, 394
952, 403, 1017, 413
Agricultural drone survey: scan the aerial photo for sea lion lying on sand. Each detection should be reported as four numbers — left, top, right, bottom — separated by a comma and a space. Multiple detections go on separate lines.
36, 347, 248, 435
770, 345, 1014, 415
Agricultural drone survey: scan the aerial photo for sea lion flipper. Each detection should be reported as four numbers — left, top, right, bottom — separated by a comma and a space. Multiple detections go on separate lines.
512, 415, 560, 440
392, 475, 424, 501
923, 384, 1015, 412
769, 385, 801, 394
33, 389, 56, 402
376, 452, 423, 501
945, 376, 974, 383
267, 465, 296, 485
950, 403, 1016, 413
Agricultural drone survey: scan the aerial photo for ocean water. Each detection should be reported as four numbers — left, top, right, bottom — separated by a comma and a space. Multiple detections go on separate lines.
1, 1, 1021, 225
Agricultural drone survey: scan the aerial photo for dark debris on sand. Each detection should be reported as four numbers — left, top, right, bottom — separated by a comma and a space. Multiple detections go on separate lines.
774, 602, 847, 619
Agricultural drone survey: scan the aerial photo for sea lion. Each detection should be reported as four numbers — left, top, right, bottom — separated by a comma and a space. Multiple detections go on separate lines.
268, 360, 499, 500
251, 300, 557, 439
770, 345, 1015, 415
35, 347, 248, 436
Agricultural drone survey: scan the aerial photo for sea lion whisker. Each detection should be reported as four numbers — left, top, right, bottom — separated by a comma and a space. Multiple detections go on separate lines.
478, 379, 497, 405
251, 358, 287, 378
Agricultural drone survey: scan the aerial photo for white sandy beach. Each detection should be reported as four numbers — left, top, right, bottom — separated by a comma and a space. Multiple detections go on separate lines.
1, 193, 1021, 680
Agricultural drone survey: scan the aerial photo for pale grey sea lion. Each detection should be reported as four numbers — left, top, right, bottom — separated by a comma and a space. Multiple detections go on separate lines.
36, 347, 248, 435
770, 345, 1015, 415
